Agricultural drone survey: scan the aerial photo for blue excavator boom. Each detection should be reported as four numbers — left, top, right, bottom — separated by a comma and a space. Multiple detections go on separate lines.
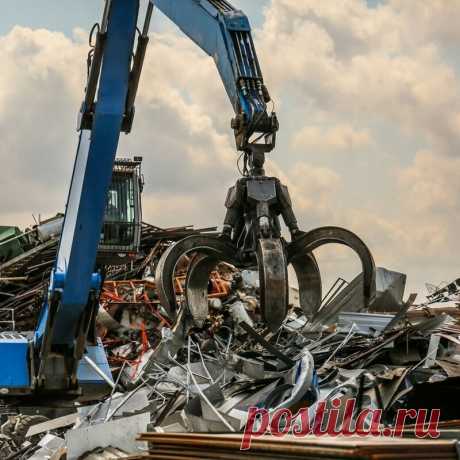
0, 0, 277, 397
154, 0, 279, 159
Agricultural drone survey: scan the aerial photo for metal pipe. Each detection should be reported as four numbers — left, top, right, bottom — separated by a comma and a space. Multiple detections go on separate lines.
83, 355, 115, 389
124, 1, 153, 132
191, 338, 214, 384
101, 0, 112, 33
105, 381, 147, 422
0, 226, 40, 250
0, 277, 28, 283
186, 355, 235, 432
144, 2, 154, 36
322, 325, 357, 367
102, 360, 127, 421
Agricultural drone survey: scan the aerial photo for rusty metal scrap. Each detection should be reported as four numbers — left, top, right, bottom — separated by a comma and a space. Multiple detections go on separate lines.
2, 214, 460, 459
0, 221, 217, 331
134, 433, 459, 460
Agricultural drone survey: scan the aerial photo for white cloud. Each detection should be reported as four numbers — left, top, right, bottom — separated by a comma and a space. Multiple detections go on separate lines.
266, 159, 341, 220
2, 0, 460, 296
0, 27, 238, 229
256, 0, 460, 293
258, 0, 460, 158
0, 27, 86, 222
398, 150, 460, 214
292, 123, 372, 152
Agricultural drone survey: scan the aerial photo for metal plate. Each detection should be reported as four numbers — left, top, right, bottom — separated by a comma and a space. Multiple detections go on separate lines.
257, 238, 288, 332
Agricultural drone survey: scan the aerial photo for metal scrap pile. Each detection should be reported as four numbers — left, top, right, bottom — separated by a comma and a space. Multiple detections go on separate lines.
97, 267, 234, 381
0, 215, 216, 331
99, 268, 460, 436
1, 218, 460, 459
133, 433, 460, 460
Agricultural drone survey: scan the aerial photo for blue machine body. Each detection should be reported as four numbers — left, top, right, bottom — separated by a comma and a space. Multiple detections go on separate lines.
0, 334, 111, 392
0, 333, 31, 390
0, 0, 274, 396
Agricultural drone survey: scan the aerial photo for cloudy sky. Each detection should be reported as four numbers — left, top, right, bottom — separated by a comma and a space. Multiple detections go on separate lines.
1, 0, 459, 298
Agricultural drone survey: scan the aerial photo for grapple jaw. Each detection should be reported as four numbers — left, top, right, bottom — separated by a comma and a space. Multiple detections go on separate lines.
257, 238, 289, 332
156, 235, 292, 333
289, 251, 322, 320
155, 178, 376, 333
155, 231, 375, 334
287, 227, 376, 311
155, 235, 238, 321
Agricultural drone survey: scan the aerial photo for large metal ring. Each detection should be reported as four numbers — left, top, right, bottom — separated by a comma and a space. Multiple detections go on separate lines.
287, 227, 376, 307
155, 235, 238, 320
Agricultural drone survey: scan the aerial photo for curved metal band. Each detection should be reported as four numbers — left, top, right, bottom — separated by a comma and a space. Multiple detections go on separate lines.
186, 254, 221, 327
155, 235, 238, 319
257, 238, 288, 332
287, 227, 376, 307
290, 252, 322, 319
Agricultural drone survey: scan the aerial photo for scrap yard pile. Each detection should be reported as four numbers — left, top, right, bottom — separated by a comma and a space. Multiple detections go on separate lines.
0, 216, 217, 331
1, 218, 460, 459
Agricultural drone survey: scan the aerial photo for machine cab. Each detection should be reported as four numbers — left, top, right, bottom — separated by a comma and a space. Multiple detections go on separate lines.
98, 157, 143, 264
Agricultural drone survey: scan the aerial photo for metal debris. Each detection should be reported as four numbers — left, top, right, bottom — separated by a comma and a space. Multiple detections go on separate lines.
2, 215, 460, 458
135, 432, 460, 460
66, 413, 149, 459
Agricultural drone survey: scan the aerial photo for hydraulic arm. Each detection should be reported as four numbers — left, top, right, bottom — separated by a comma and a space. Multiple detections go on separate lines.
0, 0, 279, 397
0, 0, 152, 396
154, 0, 279, 172
33, 0, 152, 393
0, 0, 377, 398
154, 1, 377, 336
